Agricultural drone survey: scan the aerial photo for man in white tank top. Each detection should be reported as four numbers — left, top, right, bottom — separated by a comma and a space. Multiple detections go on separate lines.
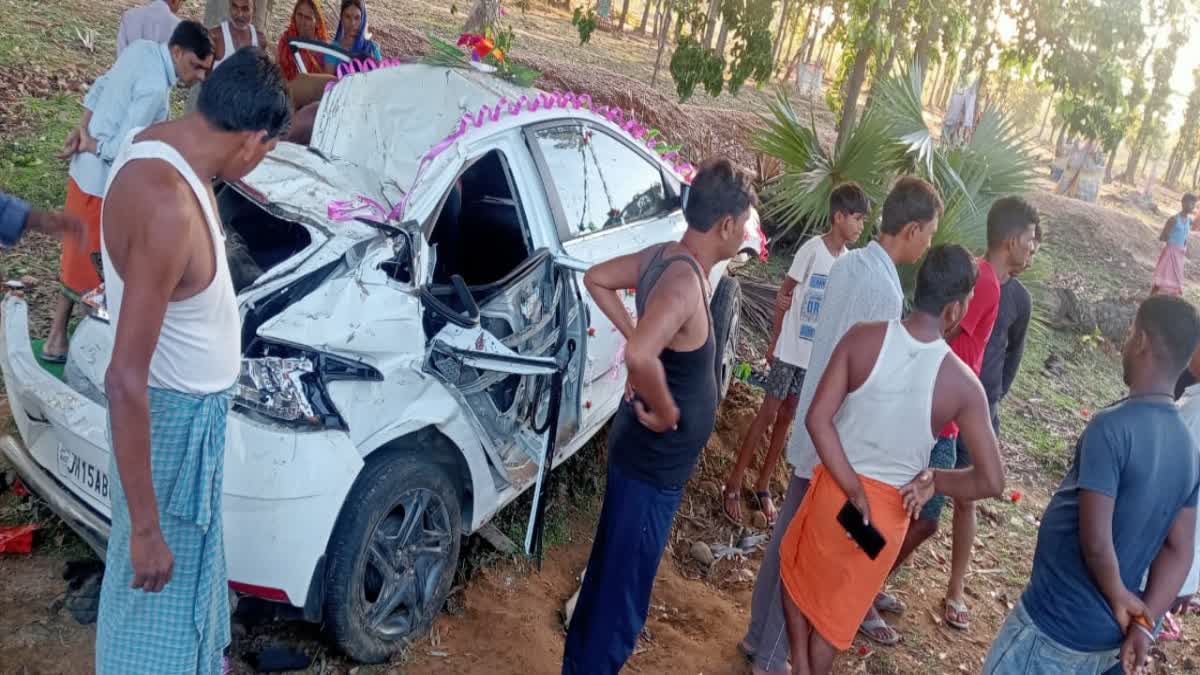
777, 245, 1006, 675
95, 48, 291, 674
207, 0, 267, 68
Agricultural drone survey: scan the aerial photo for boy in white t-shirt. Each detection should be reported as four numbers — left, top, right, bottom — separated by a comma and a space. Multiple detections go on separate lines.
722, 183, 869, 525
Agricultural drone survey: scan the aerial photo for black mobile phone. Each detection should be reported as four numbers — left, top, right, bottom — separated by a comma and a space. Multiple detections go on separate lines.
837, 500, 887, 560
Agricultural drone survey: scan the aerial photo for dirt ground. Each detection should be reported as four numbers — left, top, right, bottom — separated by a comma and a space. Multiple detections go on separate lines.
4, 0, 1200, 673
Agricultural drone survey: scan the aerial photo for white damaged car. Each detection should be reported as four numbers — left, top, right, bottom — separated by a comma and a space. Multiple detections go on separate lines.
0, 64, 760, 662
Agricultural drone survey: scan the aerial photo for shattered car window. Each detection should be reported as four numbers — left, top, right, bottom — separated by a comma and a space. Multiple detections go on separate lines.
534, 125, 670, 240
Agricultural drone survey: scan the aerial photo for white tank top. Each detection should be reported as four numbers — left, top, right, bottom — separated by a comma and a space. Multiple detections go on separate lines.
101, 137, 241, 394
215, 21, 259, 68
832, 320, 952, 488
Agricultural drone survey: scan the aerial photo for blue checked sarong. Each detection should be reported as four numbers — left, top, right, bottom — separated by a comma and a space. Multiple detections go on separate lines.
97, 387, 233, 675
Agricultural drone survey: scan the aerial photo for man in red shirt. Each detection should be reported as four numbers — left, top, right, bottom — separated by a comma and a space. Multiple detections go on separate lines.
859, 197, 1039, 645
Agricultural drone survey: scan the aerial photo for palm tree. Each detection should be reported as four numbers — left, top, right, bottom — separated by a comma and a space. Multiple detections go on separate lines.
756, 63, 1035, 285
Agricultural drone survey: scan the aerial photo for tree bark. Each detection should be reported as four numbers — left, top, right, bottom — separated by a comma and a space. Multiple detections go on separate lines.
802, 0, 820, 63
1038, 93, 1054, 141
836, 0, 883, 147
619, 0, 633, 31
874, 0, 909, 88
639, 0, 655, 34
703, 0, 721, 47
652, 2, 673, 86
463, 0, 501, 34
714, 11, 730, 56
771, 0, 793, 66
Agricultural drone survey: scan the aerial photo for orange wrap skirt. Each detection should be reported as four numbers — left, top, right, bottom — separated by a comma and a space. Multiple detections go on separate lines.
60, 178, 103, 297
779, 465, 911, 651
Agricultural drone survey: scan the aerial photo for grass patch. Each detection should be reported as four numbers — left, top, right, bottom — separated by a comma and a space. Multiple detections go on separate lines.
0, 95, 80, 210
0, 0, 120, 71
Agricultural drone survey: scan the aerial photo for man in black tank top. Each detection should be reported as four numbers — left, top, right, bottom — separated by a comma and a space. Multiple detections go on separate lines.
562, 160, 756, 673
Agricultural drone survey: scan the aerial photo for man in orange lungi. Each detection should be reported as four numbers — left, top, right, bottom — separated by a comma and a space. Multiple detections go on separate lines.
46, 21, 213, 362
778, 244, 1007, 674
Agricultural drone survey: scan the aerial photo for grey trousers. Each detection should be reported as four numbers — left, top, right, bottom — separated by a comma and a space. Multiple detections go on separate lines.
742, 474, 811, 673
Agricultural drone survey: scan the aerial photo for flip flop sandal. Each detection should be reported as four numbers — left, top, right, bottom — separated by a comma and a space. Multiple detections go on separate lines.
40, 348, 67, 364
1160, 613, 1183, 642
944, 598, 971, 631
858, 616, 901, 646
753, 490, 777, 527
721, 489, 742, 526
874, 591, 906, 615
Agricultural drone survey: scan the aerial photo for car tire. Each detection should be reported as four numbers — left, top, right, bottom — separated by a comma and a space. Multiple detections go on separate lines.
323, 454, 463, 663
711, 276, 742, 400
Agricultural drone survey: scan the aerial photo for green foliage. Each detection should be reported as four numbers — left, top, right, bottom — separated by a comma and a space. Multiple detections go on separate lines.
669, 35, 726, 102
726, 0, 775, 94
757, 64, 1036, 290
571, 6, 599, 45
1033, 0, 1145, 148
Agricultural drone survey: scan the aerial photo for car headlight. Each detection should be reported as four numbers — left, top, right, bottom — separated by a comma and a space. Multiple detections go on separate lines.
236, 356, 317, 423
235, 341, 382, 429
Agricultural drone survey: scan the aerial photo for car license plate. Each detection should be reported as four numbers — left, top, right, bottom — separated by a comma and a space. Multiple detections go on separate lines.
56, 445, 110, 502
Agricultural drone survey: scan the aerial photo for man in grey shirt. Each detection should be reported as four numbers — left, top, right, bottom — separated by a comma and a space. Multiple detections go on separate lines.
739, 176, 943, 674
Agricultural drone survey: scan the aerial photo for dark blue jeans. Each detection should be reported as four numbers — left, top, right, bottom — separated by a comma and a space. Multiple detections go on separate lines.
562, 461, 684, 674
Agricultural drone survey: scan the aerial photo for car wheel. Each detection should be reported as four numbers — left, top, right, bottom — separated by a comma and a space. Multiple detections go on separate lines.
711, 276, 741, 400
323, 454, 462, 663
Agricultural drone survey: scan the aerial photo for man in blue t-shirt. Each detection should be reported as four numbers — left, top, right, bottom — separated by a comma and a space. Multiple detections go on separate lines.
984, 295, 1200, 675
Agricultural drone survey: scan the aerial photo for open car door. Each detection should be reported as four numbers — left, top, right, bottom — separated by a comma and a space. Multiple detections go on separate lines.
420, 250, 586, 553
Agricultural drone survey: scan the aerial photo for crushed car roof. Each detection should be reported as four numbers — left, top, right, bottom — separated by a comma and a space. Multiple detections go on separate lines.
310, 64, 535, 198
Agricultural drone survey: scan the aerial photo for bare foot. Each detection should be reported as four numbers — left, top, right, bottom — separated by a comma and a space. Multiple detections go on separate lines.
722, 488, 742, 524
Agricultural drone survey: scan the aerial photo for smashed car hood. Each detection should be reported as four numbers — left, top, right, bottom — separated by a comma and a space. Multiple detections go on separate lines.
310, 64, 535, 197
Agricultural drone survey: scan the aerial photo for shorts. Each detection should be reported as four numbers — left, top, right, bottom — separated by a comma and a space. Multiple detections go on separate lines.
918, 436, 969, 522
764, 360, 806, 400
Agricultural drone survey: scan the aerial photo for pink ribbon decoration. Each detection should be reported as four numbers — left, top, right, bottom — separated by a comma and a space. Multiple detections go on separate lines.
328, 194, 390, 222
319, 69, 696, 219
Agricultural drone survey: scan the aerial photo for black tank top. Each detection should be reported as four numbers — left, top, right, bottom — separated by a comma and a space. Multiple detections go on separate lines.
609, 244, 719, 488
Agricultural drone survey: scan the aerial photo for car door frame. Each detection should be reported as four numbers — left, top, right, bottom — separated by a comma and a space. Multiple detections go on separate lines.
521, 118, 688, 429
416, 135, 587, 491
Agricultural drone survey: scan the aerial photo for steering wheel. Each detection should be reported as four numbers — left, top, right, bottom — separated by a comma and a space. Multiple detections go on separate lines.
420, 274, 481, 328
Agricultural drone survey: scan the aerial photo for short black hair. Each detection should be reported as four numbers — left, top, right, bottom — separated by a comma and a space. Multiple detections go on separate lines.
684, 159, 756, 233
197, 47, 292, 140
169, 20, 214, 61
830, 182, 869, 217
880, 176, 943, 236
986, 196, 1040, 249
1135, 296, 1200, 375
912, 244, 978, 316
1183, 193, 1197, 213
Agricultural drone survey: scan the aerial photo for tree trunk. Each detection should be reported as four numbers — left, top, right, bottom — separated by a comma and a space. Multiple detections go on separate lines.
674, 3, 685, 42
912, 7, 940, 76
703, 0, 721, 47
652, 2, 673, 86
253, 0, 272, 35
772, 0, 793, 66
1055, 122, 1068, 150
878, 0, 908, 78
836, 0, 883, 147
714, 14, 730, 56
1038, 94, 1054, 141
463, 0, 501, 34
619, 0, 633, 31
639, 0, 655, 34
802, 0, 820, 63
1099, 144, 1118, 180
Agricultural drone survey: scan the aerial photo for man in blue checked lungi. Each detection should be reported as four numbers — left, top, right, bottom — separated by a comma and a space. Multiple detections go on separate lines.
96, 48, 291, 674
